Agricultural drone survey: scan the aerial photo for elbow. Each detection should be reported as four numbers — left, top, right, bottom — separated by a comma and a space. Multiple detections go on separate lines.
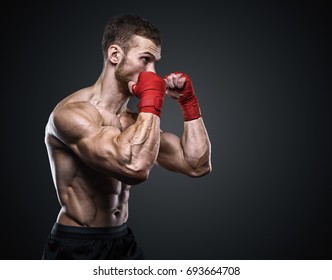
184, 152, 212, 177
123, 162, 152, 185
187, 163, 212, 178
184, 148, 212, 178
129, 169, 150, 185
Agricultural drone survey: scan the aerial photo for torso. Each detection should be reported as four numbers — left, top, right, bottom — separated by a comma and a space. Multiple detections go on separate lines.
45, 88, 137, 227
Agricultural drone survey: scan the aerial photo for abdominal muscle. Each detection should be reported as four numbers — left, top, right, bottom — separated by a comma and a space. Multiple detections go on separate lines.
52, 147, 131, 228
57, 179, 131, 228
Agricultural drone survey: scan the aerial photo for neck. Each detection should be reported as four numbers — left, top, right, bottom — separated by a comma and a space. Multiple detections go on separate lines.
91, 66, 130, 114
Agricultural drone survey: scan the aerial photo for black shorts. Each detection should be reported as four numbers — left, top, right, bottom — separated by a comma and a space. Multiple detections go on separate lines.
42, 223, 145, 260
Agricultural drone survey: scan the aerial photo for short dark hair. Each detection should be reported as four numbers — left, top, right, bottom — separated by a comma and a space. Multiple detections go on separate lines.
102, 14, 162, 59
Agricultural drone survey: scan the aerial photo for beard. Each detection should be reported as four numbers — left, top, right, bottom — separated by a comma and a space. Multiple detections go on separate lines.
115, 56, 133, 95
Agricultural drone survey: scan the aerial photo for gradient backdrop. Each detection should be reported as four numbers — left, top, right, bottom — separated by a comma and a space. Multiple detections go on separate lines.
3, 0, 331, 259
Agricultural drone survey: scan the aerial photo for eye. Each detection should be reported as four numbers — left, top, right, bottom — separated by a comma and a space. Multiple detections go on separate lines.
142, 57, 151, 64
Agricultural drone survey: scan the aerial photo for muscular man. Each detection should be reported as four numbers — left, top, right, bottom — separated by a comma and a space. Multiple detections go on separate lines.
42, 14, 212, 260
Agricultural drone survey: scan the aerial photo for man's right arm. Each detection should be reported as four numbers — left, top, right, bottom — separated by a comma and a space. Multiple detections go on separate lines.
48, 72, 166, 185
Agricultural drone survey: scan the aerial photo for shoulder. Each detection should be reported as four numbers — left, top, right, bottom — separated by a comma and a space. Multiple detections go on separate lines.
54, 100, 102, 126
47, 99, 102, 143
48, 87, 98, 122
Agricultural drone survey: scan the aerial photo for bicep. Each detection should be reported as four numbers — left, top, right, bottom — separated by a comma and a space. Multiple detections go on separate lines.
52, 103, 131, 176
72, 126, 131, 174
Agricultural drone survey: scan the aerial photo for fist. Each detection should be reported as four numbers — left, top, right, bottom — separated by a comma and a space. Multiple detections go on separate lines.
128, 71, 166, 117
164, 72, 187, 99
164, 72, 201, 121
130, 71, 166, 99
164, 72, 196, 104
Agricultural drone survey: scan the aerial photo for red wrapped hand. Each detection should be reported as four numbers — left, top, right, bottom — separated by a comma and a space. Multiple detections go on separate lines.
132, 71, 166, 117
164, 72, 201, 121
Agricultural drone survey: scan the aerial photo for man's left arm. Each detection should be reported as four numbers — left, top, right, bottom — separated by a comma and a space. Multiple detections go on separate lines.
156, 72, 212, 177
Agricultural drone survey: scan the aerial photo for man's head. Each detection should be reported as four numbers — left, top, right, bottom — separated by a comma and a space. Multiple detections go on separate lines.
102, 14, 162, 60
102, 14, 162, 94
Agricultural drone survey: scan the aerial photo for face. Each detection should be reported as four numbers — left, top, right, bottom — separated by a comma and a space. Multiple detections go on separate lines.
115, 35, 161, 93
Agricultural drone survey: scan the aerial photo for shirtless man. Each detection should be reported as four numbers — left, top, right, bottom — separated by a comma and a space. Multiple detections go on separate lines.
42, 14, 212, 260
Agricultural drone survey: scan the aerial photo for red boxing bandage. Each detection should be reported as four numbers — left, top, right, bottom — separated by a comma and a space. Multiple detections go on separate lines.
166, 72, 201, 121
132, 72, 166, 117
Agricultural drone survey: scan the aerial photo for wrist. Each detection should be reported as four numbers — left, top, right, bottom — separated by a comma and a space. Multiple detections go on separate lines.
138, 92, 164, 117
132, 72, 166, 117
178, 96, 201, 121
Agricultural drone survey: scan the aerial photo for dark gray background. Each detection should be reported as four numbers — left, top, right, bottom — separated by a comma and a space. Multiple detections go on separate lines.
2, 0, 331, 259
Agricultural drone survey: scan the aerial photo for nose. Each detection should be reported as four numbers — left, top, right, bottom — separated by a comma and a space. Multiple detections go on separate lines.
146, 63, 156, 73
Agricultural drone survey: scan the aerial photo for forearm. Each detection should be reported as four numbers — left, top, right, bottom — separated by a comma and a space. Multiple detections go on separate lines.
181, 118, 212, 174
114, 113, 160, 179
162, 72, 212, 177
111, 71, 165, 182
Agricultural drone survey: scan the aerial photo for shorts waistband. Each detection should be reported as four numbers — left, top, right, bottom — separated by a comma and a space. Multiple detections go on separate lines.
51, 223, 128, 240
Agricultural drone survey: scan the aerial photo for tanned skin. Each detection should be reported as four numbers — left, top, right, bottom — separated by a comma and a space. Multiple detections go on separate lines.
45, 35, 212, 228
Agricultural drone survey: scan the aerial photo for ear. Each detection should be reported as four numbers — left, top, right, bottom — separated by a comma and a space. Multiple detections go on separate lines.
107, 45, 123, 64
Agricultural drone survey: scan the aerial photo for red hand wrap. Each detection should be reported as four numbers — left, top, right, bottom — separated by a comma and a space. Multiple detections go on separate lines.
166, 72, 201, 121
132, 72, 166, 117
